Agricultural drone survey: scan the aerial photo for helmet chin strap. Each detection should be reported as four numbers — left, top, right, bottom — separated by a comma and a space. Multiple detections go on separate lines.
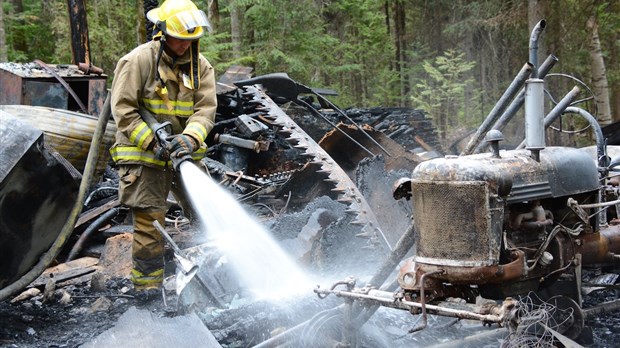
190, 40, 200, 89
153, 20, 168, 89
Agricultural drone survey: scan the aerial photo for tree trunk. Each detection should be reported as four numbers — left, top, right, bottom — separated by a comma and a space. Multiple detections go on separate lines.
136, 0, 145, 44
230, 3, 242, 59
0, 0, 7, 62
208, 0, 220, 31
586, 15, 612, 126
393, 1, 406, 106
610, 27, 620, 122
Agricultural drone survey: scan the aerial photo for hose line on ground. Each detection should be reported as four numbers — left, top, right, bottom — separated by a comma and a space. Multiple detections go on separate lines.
66, 206, 120, 262
0, 93, 112, 302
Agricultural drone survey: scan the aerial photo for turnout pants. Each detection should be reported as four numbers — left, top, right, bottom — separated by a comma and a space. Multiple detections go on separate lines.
118, 164, 173, 289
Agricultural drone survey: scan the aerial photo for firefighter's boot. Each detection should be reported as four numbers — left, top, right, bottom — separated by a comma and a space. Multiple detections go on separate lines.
130, 208, 166, 291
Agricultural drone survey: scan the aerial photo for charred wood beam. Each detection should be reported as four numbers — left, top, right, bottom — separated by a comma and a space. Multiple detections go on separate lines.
67, 0, 90, 65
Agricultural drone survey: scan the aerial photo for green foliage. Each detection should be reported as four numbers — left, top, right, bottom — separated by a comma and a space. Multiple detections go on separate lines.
411, 49, 481, 143
1, 0, 618, 128
87, 0, 141, 77
4, 1, 62, 62
200, 30, 255, 73
320, 0, 396, 106
243, 0, 339, 81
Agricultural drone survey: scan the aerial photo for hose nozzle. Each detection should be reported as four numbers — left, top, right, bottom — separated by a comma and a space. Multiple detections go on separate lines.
171, 155, 192, 171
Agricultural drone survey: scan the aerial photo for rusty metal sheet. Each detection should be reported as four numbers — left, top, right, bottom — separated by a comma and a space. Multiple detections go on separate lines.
87, 79, 108, 116
319, 123, 424, 174
0, 69, 24, 105
23, 81, 69, 109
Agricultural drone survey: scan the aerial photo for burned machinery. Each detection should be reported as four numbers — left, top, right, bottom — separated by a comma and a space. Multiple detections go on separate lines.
314, 20, 620, 344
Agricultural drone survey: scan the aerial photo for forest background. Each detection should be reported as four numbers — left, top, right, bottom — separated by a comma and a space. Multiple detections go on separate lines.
0, 0, 618, 149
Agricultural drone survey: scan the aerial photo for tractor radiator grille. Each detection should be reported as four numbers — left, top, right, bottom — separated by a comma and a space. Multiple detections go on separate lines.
412, 181, 492, 266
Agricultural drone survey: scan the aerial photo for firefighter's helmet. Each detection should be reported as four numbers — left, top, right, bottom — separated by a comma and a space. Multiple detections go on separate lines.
147, 0, 211, 40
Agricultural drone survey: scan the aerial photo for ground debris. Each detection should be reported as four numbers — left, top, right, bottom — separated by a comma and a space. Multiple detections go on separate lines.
9, 288, 41, 304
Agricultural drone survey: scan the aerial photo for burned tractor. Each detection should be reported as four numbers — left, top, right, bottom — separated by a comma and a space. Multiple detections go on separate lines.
313, 20, 620, 345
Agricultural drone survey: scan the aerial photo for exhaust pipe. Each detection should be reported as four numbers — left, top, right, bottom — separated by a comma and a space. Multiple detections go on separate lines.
517, 86, 580, 150
529, 20, 546, 78
525, 20, 546, 160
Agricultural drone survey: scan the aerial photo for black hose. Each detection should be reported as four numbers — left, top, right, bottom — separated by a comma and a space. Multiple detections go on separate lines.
66, 207, 119, 262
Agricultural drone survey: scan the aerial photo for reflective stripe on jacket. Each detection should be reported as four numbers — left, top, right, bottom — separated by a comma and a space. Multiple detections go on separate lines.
109, 145, 207, 166
110, 40, 216, 168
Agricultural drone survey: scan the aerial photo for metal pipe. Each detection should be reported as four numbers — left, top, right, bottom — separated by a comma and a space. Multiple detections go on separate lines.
409, 270, 445, 333
475, 55, 558, 153
367, 221, 416, 288
303, 225, 417, 341
564, 107, 607, 170
460, 62, 533, 155
351, 279, 400, 330
0, 92, 112, 302
578, 198, 620, 209
529, 20, 546, 78
543, 86, 581, 127
252, 306, 343, 348
517, 86, 580, 149
215, 133, 264, 152
342, 299, 355, 347
315, 288, 504, 323
349, 222, 417, 329
524, 78, 545, 155
583, 298, 620, 318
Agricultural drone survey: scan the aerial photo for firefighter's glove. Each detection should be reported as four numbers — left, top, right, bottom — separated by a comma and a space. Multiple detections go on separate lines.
166, 134, 198, 159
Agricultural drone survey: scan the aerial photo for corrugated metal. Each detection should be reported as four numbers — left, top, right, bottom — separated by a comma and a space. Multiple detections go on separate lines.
0, 105, 117, 179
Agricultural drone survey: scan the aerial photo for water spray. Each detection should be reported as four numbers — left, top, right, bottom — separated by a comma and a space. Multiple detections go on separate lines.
153, 220, 225, 308
138, 106, 311, 302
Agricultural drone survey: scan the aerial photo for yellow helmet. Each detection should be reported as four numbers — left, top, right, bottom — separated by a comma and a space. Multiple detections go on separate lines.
147, 0, 212, 40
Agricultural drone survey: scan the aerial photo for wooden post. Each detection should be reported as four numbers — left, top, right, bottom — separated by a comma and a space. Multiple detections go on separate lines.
67, 0, 90, 65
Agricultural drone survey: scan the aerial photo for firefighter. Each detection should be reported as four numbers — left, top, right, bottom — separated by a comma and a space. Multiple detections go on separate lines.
109, 0, 216, 294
